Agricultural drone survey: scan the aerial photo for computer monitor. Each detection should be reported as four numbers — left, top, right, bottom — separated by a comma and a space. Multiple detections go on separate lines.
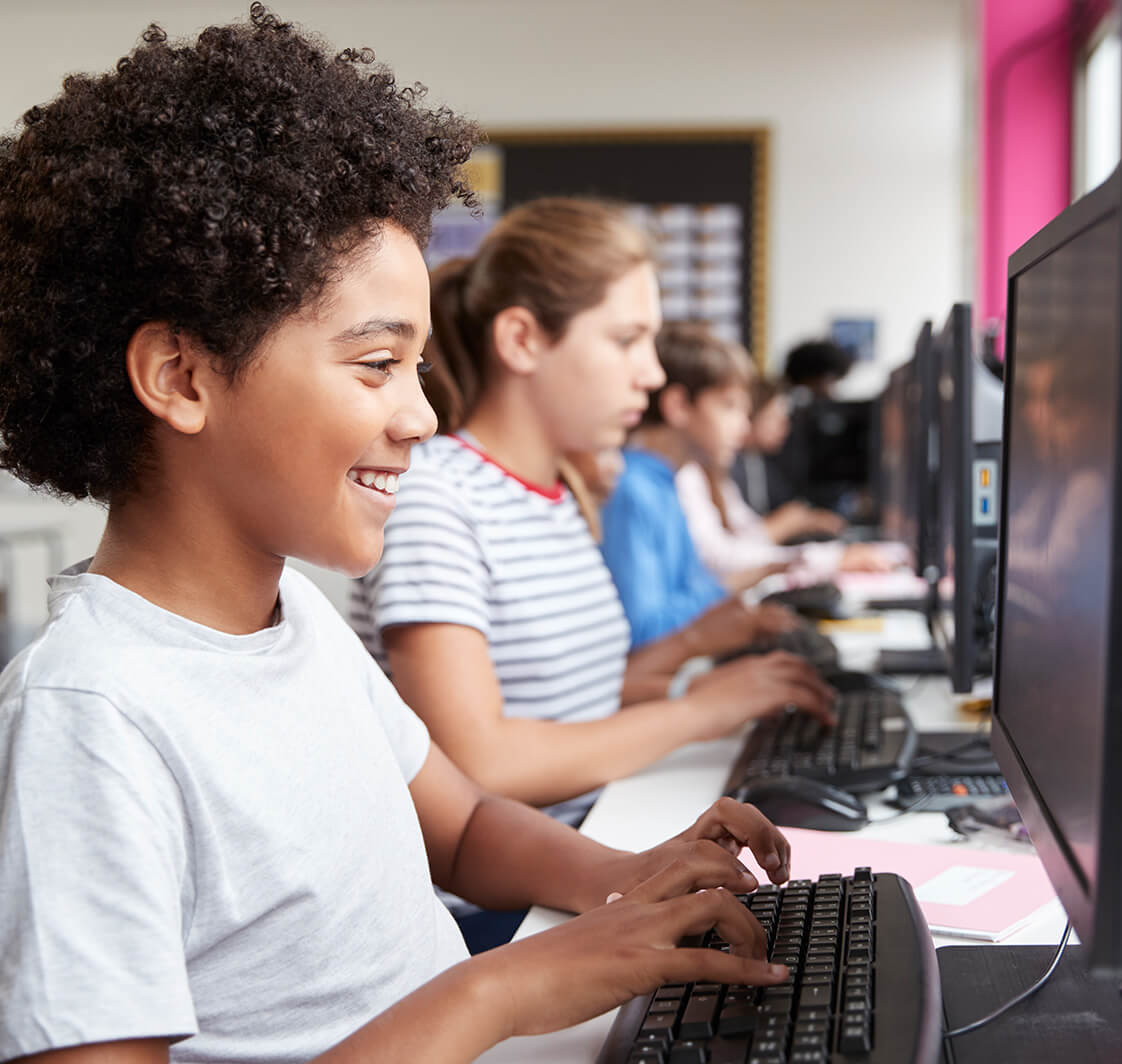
878, 321, 939, 578
801, 398, 876, 523
931, 304, 1002, 693
994, 169, 1122, 976
937, 169, 1122, 1063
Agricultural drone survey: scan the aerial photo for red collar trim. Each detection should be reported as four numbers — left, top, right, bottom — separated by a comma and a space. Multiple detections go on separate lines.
450, 434, 565, 502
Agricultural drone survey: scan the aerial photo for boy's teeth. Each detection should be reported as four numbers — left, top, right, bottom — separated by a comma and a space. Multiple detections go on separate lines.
350, 469, 400, 494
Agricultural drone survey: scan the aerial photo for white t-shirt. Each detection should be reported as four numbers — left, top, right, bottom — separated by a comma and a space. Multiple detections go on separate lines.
351, 432, 631, 826
0, 563, 468, 1064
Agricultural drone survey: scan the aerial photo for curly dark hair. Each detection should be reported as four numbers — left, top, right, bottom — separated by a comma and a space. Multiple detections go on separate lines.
0, 4, 479, 502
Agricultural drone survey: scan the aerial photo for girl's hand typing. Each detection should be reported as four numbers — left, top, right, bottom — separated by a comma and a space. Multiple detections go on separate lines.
685, 650, 837, 738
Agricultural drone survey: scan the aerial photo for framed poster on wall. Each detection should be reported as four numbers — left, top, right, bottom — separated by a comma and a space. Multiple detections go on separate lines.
429, 128, 770, 364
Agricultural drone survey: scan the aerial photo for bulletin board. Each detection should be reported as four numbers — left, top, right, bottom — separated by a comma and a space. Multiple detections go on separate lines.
430, 128, 770, 365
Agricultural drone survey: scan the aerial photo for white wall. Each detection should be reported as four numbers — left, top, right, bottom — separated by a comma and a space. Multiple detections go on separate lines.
0, 0, 971, 629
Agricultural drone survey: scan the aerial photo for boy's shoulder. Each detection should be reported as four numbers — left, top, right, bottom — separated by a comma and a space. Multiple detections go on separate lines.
0, 567, 157, 706
0, 563, 342, 712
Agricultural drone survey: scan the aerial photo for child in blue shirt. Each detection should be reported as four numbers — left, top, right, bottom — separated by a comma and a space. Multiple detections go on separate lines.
602, 323, 780, 646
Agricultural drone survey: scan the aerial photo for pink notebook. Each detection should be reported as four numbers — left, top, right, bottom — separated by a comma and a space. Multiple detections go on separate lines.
741, 827, 1060, 942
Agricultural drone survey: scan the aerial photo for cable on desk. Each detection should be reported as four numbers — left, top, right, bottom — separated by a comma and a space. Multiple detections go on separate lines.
942, 921, 1073, 1041
879, 673, 941, 697
865, 792, 934, 823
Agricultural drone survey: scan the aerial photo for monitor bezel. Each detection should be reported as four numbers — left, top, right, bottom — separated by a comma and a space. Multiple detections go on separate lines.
994, 170, 1122, 974
933, 303, 977, 693
878, 322, 937, 577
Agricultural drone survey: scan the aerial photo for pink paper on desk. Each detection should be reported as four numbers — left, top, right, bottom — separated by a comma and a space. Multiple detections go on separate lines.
740, 827, 1060, 942
832, 570, 931, 599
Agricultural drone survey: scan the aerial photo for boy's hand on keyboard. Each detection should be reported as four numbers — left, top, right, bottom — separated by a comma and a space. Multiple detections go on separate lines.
606, 794, 791, 894
686, 651, 837, 738
480, 881, 788, 1038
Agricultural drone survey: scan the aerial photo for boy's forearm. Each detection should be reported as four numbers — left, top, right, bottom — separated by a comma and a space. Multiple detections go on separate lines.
314, 954, 510, 1064
442, 792, 631, 915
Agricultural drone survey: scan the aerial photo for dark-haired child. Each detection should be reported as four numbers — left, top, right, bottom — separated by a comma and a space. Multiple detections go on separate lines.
600, 322, 787, 646
656, 327, 902, 588
0, 10, 793, 1063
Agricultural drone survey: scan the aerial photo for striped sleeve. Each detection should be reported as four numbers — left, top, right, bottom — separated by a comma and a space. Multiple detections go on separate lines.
355, 463, 493, 641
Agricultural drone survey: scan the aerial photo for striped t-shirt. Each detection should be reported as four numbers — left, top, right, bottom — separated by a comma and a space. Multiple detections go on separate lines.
350, 432, 631, 825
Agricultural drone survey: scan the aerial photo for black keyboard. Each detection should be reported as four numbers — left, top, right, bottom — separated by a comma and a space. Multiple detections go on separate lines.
714, 623, 841, 674
597, 869, 943, 1064
762, 582, 844, 620
770, 626, 841, 674
893, 773, 1009, 812
724, 681, 917, 796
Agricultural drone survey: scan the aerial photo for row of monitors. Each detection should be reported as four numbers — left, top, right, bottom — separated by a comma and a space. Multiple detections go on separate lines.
878, 304, 1002, 693
885, 165, 1122, 1051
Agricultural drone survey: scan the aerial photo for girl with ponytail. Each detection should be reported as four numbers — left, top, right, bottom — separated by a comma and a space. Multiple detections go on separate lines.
350, 198, 834, 947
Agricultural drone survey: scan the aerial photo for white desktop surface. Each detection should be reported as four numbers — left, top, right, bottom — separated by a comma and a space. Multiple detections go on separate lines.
476, 613, 1063, 1064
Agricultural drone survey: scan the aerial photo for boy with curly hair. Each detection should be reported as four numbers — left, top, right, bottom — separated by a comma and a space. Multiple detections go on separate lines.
0, 7, 791, 1063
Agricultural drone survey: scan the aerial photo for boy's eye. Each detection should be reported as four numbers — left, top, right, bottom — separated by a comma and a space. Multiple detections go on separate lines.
357, 357, 399, 378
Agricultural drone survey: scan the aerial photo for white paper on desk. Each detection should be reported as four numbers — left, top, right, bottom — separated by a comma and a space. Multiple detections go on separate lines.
915, 865, 1013, 907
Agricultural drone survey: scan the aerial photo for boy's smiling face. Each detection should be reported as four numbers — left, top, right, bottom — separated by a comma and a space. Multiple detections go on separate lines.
195, 223, 437, 577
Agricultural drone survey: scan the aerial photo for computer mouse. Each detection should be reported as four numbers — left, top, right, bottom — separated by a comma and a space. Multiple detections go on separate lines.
734, 776, 870, 832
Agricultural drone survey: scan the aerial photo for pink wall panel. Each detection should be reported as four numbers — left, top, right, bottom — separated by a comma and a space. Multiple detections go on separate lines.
979, 0, 1075, 353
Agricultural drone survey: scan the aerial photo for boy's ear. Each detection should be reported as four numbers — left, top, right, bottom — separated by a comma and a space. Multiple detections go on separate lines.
658, 382, 693, 428
490, 305, 547, 376
125, 322, 212, 435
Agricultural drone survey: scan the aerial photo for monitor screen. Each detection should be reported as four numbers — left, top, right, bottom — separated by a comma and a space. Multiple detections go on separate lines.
995, 175, 1122, 971
878, 322, 936, 575
803, 398, 875, 519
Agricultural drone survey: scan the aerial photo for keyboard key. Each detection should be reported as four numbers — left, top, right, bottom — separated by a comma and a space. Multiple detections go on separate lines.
797, 984, 832, 1011
679, 990, 722, 1039
716, 999, 758, 1037
627, 1050, 666, 1064
668, 1041, 709, 1064
839, 1022, 872, 1053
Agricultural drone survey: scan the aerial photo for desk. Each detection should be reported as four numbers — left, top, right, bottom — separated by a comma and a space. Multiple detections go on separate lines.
476, 613, 1064, 1064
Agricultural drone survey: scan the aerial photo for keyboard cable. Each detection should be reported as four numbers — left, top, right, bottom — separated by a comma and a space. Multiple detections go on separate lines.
864, 792, 935, 823
942, 921, 1073, 1040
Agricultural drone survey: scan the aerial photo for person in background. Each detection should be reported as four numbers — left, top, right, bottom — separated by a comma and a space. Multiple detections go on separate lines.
659, 326, 898, 590
732, 377, 850, 541
742, 338, 857, 519
562, 447, 625, 540
598, 323, 793, 647
350, 199, 835, 949
0, 13, 798, 1062
784, 337, 857, 399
